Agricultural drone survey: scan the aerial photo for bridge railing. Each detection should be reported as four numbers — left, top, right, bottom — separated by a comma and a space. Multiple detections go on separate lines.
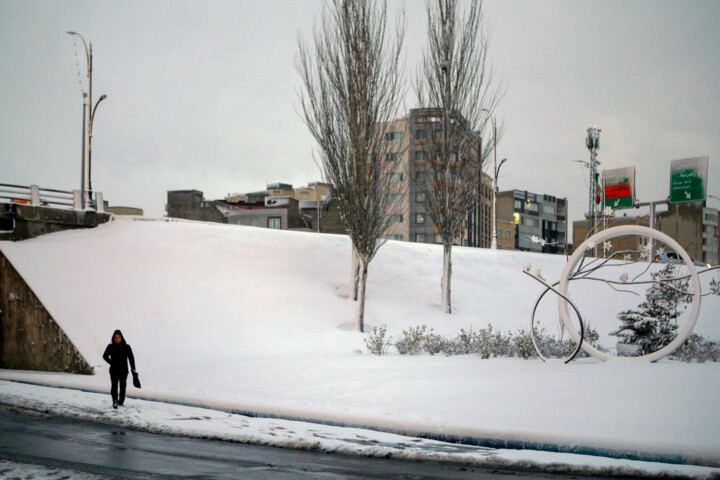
0, 183, 104, 212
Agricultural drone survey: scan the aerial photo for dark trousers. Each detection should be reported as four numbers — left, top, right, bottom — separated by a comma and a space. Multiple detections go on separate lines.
110, 369, 128, 404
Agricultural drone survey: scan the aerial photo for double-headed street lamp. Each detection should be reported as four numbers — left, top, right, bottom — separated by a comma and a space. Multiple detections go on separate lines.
481, 109, 504, 250
67, 31, 106, 209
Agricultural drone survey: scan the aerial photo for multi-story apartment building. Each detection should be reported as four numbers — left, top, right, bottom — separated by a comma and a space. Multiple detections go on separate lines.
381, 108, 493, 247
496, 189, 569, 254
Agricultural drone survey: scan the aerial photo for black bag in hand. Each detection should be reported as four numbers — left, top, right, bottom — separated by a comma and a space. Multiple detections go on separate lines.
132, 371, 141, 389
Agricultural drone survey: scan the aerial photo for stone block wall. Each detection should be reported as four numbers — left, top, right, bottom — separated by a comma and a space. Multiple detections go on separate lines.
0, 251, 92, 374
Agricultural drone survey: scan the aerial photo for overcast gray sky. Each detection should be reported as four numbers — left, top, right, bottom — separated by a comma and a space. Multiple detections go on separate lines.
2, 0, 719, 239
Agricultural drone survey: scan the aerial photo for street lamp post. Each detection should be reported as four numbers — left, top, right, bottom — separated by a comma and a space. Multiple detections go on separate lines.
88, 94, 107, 203
68, 31, 105, 210
481, 108, 499, 249
492, 157, 507, 250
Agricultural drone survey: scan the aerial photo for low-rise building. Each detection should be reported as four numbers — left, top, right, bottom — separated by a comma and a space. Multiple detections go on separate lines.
166, 183, 346, 234
573, 214, 651, 260
657, 203, 718, 266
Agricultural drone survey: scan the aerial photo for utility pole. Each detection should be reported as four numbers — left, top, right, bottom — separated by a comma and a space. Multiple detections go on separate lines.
585, 126, 601, 238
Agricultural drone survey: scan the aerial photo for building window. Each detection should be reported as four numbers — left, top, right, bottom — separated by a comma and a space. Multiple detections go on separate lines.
497, 228, 503, 238
529, 202, 538, 213
389, 193, 404, 203
414, 151, 427, 161
389, 173, 404, 182
433, 130, 443, 140
543, 205, 556, 215
506, 230, 510, 239
416, 192, 426, 203
523, 217, 538, 227
514, 200, 522, 210
415, 130, 427, 140
386, 234, 403, 241
414, 233, 426, 243
385, 153, 399, 162
388, 214, 403, 224
268, 217, 281, 229
434, 234, 443, 243
385, 131, 404, 141
415, 213, 426, 224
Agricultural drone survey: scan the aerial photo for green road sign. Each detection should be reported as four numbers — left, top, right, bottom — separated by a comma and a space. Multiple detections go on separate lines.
670, 156, 708, 204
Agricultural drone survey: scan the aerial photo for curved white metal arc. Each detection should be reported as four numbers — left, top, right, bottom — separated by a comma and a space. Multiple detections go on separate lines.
558, 225, 701, 362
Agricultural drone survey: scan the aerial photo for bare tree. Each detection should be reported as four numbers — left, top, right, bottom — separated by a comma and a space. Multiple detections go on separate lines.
415, 0, 503, 314
297, 0, 406, 332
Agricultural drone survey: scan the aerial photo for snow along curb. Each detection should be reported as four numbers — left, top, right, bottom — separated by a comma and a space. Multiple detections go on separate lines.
1, 373, 719, 472
2, 379, 719, 479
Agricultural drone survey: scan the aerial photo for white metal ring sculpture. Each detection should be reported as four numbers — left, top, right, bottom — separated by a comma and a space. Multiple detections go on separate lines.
558, 225, 702, 362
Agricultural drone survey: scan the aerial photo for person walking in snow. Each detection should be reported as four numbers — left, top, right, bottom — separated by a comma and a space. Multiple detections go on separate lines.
103, 329, 137, 409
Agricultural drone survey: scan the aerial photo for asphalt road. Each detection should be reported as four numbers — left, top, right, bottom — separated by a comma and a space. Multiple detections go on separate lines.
0, 405, 628, 479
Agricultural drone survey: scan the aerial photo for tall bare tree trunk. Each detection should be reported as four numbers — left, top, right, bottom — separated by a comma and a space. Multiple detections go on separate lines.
351, 246, 360, 301
355, 260, 369, 331
442, 242, 452, 313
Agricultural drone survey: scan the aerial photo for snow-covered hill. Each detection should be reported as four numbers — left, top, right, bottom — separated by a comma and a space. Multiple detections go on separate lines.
1, 217, 719, 465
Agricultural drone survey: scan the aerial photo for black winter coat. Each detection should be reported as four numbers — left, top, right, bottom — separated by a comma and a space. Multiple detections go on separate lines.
103, 329, 136, 373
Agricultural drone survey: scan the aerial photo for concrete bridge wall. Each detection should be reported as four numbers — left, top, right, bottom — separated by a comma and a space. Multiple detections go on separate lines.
0, 203, 111, 241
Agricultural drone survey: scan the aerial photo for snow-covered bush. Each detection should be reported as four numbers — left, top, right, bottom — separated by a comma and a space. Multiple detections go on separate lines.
364, 325, 392, 356
670, 334, 720, 363
422, 328, 447, 355
475, 324, 513, 358
396, 325, 427, 355
710, 278, 720, 295
512, 329, 537, 360
532, 324, 603, 359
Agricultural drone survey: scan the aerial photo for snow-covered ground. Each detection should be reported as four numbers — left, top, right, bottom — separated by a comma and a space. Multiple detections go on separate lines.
0, 459, 105, 480
1, 217, 719, 471
2, 380, 718, 479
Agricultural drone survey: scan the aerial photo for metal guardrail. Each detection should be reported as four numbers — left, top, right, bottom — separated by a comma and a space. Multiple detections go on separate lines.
0, 183, 104, 212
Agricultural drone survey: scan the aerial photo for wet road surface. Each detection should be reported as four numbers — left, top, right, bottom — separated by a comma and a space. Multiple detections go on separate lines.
0, 405, 627, 479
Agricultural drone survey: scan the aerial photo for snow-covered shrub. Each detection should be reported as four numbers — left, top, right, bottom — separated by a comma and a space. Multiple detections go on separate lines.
364, 325, 392, 356
454, 327, 478, 355
512, 329, 537, 360
396, 325, 427, 355
474, 324, 513, 358
532, 324, 603, 359
670, 334, 720, 363
709, 278, 720, 295
423, 328, 447, 355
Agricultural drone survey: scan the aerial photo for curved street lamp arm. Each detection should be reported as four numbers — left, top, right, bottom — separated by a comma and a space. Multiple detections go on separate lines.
66, 31, 89, 65
91, 95, 107, 124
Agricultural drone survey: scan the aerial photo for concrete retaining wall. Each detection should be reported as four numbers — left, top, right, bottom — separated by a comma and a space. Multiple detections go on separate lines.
0, 203, 111, 241
0, 250, 92, 374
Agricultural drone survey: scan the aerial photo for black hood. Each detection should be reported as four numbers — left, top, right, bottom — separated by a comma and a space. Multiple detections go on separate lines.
111, 329, 127, 345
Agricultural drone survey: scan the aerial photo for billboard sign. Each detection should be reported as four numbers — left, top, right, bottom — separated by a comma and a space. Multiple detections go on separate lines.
670, 156, 708, 204
603, 166, 635, 210
265, 196, 290, 208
